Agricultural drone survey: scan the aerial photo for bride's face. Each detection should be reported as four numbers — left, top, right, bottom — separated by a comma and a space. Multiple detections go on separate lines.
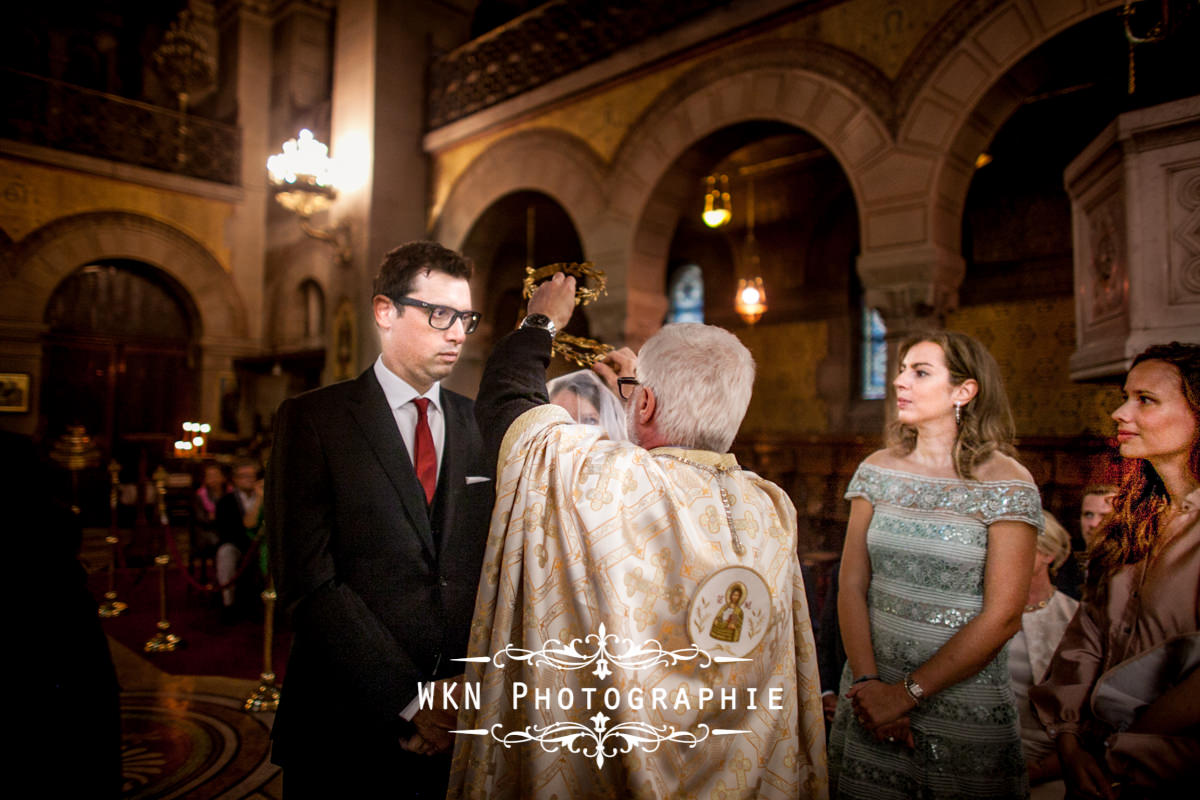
551, 389, 601, 427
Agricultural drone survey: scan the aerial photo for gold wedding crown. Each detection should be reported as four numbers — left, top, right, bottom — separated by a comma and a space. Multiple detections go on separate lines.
522, 261, 614, 367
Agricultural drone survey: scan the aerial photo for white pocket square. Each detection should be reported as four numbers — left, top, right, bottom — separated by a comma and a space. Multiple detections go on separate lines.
465, 476, 491, 485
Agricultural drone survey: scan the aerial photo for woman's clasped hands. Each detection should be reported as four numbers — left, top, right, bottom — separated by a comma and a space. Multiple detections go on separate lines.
847, 678, 916, 748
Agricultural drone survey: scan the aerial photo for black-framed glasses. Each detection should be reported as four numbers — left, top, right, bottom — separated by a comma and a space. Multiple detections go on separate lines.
393, 296, 481, 334
617, 377, 639, 401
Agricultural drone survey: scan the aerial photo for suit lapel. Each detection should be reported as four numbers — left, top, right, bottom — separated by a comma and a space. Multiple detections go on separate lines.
347, 369, 436, 560
437, 392, 471, 554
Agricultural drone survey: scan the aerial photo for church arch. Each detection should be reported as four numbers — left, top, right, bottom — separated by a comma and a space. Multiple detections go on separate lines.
605, 50, 886, 344
871, 0, 1125, 254
431, 128, 607, 262
4, 211, 247, 339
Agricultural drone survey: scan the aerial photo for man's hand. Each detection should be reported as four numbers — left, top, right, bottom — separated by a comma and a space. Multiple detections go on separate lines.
527, 272, 576, 333
821, 692, 838, 724
405, 677, 462, 756
593, 348, 637, 402
410, 707, 455, 755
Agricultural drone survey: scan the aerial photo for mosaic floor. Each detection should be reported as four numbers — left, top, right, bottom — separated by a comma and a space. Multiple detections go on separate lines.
111, 632, 282, 799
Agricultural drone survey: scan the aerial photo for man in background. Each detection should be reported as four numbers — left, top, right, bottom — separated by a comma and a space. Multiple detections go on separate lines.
1079, 484, 1117, 548
1057, 483, 1117, 598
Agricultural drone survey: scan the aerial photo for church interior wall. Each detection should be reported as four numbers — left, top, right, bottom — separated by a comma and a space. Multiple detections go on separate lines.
424, 0, 1199, 561
4, 0, 1194, 541
0, 156, 235, 270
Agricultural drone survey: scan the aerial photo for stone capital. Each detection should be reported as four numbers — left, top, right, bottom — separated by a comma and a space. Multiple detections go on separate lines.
857, 244, 965, 333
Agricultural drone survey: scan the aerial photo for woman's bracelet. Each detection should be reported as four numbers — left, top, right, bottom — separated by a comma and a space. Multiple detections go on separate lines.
902, 673, 925, 705
852, 674, 880, 685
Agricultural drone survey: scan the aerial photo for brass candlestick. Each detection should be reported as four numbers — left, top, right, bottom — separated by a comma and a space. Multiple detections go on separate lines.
244, 578, 281, 712
49, 425, 100, 516
144, 467, 183, 653
98, 459, 127, 618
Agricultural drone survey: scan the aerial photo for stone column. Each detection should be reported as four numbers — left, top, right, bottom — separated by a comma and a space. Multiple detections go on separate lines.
216, 0, 272, 344
330, 0, 473, 378
263, 0, 335, 367
1066, 95, 1200, 379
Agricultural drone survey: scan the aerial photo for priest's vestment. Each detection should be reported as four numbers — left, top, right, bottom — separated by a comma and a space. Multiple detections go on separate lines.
446, 400, 828, 799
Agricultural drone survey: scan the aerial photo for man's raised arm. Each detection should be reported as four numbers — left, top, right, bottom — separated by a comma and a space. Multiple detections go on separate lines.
475, 273, 577, 463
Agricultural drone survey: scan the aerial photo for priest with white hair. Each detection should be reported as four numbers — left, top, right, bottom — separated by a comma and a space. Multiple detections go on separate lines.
445, 273, 827, 799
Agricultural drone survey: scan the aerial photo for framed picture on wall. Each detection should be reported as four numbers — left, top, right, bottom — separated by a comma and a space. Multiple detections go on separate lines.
0, 373, 30, 413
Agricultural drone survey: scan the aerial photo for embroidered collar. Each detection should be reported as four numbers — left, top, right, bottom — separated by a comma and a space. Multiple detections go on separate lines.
650, 447, 739, 471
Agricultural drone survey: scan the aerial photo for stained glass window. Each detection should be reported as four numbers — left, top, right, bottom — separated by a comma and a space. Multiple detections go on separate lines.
861, 305, 887, 400
667, 264, 704, 324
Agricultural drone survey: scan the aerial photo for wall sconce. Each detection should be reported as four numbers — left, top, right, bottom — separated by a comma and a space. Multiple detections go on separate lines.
267, 129, 352, 267
702, 174, 732, 228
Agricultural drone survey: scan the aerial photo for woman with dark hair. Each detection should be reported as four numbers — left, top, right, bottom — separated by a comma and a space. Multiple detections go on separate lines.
1031, 342, 1200, 799
829, 331, 1041, 799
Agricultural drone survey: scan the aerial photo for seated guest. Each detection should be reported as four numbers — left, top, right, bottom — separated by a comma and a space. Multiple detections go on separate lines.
215, 458, 264, 620
547, 368, 627, 441
1031, 342, 1200, 798
1079, 484, 1117, 548
193, 462, 229, 554
1056, 483, 1117, 599
1009, 510, 1079, 798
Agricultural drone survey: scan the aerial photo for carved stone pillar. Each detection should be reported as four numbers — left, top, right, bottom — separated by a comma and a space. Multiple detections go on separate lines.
1066, 95, 1200, 380
857, 243, 965, 415
331, 0, 473, 380
215, 0, 272, 343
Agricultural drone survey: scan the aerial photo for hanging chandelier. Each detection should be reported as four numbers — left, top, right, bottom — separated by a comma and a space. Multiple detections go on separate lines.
267, 129, 338, 218
733, 177, 767, 325
701, 174, 732, 228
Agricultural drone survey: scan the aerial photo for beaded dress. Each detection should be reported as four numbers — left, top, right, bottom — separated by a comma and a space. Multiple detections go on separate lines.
829, 462, 1043, 800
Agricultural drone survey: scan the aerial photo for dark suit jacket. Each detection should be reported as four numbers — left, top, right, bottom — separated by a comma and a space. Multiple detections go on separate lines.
266, 366, 493, 769
215, 490, 250, 548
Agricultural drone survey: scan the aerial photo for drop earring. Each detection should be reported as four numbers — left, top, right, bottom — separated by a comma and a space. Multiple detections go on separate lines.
954, 401, 963, 425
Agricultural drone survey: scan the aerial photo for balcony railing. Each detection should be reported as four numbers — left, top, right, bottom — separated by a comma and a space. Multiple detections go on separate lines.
428, 0, 733, 130
1, 68, 240, 186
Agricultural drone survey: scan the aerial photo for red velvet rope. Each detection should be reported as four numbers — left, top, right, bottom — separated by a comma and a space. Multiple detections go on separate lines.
160, 525, 267, 594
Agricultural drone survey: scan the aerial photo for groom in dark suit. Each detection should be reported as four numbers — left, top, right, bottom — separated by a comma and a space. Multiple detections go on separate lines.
267, 241, 494, 798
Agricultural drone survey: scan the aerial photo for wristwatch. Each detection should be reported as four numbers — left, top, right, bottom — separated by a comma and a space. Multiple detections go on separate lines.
902, 673, 925, 705
520, 313, 557, 339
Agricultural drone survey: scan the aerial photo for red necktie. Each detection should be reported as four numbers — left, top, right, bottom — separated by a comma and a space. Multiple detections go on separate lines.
411, 397, 437, 505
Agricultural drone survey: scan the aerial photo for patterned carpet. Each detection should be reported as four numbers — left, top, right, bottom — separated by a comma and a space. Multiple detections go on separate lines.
111, 639, 282, 799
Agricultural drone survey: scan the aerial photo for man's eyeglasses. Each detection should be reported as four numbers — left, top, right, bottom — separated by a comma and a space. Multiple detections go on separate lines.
393, 296, 481, 334
617, 377, 639, 401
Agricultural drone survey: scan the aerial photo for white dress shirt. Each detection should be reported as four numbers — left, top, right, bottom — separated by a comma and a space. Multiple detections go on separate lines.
373, 356, 444, 481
